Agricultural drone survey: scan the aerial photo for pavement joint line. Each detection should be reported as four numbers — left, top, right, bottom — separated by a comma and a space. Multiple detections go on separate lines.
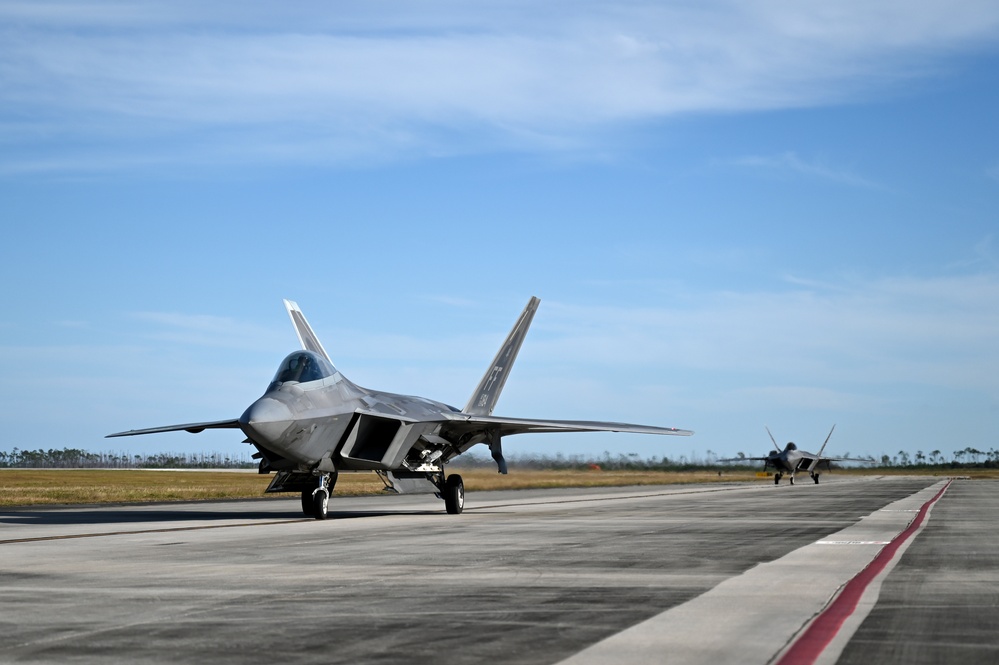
466, 484, 755, 511
0, 518, 313, 545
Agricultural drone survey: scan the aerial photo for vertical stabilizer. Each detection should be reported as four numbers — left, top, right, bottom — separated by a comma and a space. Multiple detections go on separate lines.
816, 424, 836, 457
765, 426, 781, 453
283, 300, 331, 362
463, 297, 540, 416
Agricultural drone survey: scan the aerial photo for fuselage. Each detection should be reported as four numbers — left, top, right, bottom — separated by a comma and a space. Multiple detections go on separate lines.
238, 350, 459, 472
765, 443, 808, 474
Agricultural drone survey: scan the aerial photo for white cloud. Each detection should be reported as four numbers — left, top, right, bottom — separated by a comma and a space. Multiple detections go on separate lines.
2, 1, 998, 171
529, 272, 999, 394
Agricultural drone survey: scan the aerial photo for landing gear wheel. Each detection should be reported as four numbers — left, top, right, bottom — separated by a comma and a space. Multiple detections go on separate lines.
443, 474, 464, 514
312, 489, 330, 521
774, 473, 781, 485
813, 474, 820, 485
790, 475, 795, 485
301, 491, 315, 517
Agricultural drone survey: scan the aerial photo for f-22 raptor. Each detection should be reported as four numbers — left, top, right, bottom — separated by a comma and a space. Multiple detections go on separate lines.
109, 297, 692, 519
734, 425, 870, 485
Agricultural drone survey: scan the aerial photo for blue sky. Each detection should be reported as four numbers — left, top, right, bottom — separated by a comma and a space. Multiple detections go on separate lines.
2, 1, 998, 464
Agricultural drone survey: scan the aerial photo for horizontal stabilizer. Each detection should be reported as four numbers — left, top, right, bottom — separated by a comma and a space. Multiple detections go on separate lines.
106, 419, 241, 438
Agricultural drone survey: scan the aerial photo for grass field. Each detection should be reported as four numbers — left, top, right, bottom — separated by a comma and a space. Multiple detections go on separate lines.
0, 467, 991, 508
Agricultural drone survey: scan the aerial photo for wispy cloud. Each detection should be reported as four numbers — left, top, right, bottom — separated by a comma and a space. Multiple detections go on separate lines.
725, 152, 884, 189
2, 1, 998, 172
129, 311, 284, 350
530, 272, 999, 394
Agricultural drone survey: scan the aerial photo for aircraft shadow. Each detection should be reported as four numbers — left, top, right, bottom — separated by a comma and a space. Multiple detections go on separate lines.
0, 505, 446, 528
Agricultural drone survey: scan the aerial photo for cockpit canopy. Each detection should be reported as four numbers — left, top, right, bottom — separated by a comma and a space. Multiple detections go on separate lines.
271, 351, 336, 385
785, 442, 797, 451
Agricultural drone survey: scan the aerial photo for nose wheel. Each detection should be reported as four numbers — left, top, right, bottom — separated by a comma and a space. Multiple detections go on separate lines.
302, 472, 336, 520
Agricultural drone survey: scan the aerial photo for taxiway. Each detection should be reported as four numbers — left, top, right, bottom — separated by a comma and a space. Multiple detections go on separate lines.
1, 476, 995, 664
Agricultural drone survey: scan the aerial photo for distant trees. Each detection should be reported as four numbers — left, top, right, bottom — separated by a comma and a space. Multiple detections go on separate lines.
1, 445, 997, 471
0, 447, 255, 469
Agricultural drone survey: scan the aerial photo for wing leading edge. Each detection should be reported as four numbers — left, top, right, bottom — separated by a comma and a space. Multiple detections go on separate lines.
444, 412, 693, 437
107, 419, 241, 438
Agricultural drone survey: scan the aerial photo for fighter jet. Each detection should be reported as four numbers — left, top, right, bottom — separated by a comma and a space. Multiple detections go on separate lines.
727, 425, 871, 485
108, 297, 692, 519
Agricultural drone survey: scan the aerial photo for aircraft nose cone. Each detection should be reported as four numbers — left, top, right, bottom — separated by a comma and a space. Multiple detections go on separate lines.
239, 397, 293, 445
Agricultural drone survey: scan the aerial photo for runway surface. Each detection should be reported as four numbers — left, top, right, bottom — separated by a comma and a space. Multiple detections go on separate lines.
1, 476, 996, 664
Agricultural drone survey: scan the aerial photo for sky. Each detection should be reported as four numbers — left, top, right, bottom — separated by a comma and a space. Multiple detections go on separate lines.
2, 0, 998, 465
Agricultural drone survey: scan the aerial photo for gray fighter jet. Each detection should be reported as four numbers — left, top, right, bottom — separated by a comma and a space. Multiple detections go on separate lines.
108, 297, 692, 519
728, 425, 871, 485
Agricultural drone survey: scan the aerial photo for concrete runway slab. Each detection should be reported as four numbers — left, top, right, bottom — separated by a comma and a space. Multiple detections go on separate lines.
1, 476, 992, 664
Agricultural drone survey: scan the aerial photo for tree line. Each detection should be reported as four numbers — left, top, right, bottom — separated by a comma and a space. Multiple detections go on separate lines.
0, 448, 255, 469
453, 447, 999, 471
1, 446, 996, 470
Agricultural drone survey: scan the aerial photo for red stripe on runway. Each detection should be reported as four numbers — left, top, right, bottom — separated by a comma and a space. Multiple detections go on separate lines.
776, 480, 952, 665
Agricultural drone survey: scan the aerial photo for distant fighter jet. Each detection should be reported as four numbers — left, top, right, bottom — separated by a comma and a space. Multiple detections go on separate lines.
109, 297, 692, 519
727, 425, 871, 485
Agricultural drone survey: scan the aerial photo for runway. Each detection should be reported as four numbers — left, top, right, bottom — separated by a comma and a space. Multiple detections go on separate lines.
1, 476, 995, 664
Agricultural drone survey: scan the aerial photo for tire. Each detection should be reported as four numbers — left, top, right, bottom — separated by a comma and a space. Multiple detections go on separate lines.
301, 491, 315, 517
312, 489, 329, 521
444, 474, 464, 515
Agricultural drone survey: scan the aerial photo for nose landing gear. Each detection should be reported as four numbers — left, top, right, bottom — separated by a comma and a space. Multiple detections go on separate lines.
302, 472, 336, 520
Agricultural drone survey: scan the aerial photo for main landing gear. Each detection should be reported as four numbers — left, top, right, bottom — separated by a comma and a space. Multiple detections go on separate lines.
774, 472, 795, 485
298, 470, 464, 519
301, 472, 337, 520
810, 471, 820, 484
442, 474, 464, 514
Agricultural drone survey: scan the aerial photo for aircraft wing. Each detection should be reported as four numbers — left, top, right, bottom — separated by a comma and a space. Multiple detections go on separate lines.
443, 412, 692, 437
718, 456, 770, 462
106, 419, 241, 438
820, 456, 875, 463
798, 452, 874, 470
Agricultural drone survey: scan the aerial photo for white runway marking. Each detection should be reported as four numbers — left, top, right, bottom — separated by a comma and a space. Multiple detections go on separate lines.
556, 480, 950, 665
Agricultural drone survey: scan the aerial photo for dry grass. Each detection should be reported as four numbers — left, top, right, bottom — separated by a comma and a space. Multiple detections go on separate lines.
0, 468, 751, 507
1, 467, 993, 507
